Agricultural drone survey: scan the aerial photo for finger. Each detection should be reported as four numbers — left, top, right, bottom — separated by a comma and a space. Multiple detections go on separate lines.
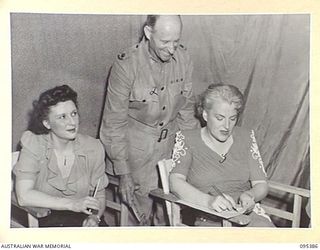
224, 194, 236, 207
220, 197, 233, 211
223, 201, 233, 211
213, 204, 222, 213
82, 219, 88, 227
120, 191, 128, 204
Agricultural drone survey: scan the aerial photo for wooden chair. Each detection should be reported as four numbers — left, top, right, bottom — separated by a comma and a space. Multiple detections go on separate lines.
105, 175, 129, 226
150, 159, 243, 226
260, 181, 310, 227
11, 151, 129, 227
150, 159, 311, 227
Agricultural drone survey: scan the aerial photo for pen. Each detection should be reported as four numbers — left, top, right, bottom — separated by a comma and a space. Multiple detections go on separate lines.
209, 185, 238, 211
91, 178, 101, 198
88, 178, 100, 214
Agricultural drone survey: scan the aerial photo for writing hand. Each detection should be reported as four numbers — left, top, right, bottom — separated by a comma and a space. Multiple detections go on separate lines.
208, 194, 236, 213
71, 196, 100, 215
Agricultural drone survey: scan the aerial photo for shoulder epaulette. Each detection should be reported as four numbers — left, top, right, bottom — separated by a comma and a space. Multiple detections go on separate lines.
117, 43, 140, 60
179, 44, 187, 50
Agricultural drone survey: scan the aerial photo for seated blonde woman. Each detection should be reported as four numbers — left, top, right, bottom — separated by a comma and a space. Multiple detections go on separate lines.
169, 84, 275, 227
13, 85, 109, 227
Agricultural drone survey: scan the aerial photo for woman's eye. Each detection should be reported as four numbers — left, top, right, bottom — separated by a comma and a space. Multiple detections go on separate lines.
216, 116, 223, 121
58, 115, 66, 119
230, 117, 237, 121
71, 111, 78, 117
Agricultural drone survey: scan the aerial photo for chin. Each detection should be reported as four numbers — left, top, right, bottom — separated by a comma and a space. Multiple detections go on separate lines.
217, 136, 229, 143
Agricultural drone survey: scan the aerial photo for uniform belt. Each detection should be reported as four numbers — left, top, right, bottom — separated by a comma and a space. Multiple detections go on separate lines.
128, 118, 178, 142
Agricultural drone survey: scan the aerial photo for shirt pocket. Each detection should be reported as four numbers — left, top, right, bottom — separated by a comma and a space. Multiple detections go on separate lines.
129, 85, 159, 110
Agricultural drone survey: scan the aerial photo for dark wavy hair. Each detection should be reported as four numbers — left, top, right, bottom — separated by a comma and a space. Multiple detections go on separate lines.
27, 85, 78, 134
197, 83, 244, 120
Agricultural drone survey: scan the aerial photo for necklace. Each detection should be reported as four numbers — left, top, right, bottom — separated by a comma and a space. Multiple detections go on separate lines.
54, 150, 75, 178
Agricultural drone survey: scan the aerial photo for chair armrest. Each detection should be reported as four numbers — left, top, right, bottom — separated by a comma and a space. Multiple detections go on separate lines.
268, 181, 310, 198
149, 188, 180, 203
150, 188, 247, 220
11, 191, 50, 218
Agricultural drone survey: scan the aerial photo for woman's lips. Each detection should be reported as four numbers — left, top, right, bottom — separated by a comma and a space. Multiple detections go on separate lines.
66, 128, 77, 133
220, 130, 229, 136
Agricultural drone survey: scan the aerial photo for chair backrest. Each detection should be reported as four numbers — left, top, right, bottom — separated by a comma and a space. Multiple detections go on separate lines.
158, 159, 174, 194
11, 152, 20, 191
157, 159, 175, 225
12, 151, 19, 168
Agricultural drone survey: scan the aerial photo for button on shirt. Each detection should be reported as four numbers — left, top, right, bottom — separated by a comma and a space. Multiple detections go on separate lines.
100, 39, 199, 175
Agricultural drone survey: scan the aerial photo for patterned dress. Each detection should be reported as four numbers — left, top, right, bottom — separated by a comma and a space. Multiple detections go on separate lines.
171, 127, 275, 227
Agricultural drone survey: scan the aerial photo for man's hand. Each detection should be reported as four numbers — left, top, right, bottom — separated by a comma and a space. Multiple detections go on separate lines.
119, 173, 135, 207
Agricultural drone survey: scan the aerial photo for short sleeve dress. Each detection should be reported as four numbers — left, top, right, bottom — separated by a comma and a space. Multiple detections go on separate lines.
13, 131, 109, 226
171, 127, 274, 227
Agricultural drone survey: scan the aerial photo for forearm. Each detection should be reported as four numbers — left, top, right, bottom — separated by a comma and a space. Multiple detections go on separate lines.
16, 187, 73, 211
244, 182, 268, 202
169, 174, 211, 208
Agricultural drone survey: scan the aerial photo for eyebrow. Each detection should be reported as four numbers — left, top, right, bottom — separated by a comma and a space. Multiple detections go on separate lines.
215, 114, 237, 118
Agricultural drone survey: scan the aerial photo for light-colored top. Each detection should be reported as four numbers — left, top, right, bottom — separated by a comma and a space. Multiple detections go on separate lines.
14, 131, 109, 200
100, 38, 199, 175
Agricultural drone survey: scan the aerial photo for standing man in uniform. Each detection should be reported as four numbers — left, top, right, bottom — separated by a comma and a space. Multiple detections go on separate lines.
100, 15, 199, 226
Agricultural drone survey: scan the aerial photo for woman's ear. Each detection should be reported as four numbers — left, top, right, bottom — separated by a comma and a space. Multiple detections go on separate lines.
202, 110, 208, 122
42, 120, 51, 130
144, 25, 152, 40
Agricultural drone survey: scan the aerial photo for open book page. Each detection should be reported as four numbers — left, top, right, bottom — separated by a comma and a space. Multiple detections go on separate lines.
176, 199, 246, 219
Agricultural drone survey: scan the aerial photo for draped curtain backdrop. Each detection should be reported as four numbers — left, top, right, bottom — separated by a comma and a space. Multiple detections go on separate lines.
11, 14, 310, 210
182, 15, 310, 190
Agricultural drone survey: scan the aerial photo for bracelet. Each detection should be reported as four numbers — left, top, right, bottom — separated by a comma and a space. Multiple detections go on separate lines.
89, 214, 101, 224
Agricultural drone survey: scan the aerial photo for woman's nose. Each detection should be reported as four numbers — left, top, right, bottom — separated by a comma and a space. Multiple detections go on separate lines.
67, 115, 76, 125
224, 119, 230, 129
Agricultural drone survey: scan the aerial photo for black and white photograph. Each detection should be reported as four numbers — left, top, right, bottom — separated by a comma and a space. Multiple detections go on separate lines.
10, 13, 310, 228
1, 0, 319, 246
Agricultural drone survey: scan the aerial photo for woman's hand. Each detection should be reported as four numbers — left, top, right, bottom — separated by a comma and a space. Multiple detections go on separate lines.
82, 214, 100, 227
208, 194, 236, 212
70, 196, 100, 215
239, 192, 255, 213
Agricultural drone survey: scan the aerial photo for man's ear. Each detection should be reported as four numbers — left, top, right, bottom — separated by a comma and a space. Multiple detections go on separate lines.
42, 120, 51, 130
202, 110, 208, 122
144, 25, 152, 40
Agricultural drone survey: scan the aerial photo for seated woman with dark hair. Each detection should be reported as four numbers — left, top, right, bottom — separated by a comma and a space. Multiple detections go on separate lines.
14, 85, 108, 227
169, 84, 275, 227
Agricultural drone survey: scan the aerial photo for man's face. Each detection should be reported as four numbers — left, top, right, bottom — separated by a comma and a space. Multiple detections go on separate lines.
146, 16, 182, 62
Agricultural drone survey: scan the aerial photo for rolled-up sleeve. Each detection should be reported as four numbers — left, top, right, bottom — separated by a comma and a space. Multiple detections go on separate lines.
100, 59, 132, 175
